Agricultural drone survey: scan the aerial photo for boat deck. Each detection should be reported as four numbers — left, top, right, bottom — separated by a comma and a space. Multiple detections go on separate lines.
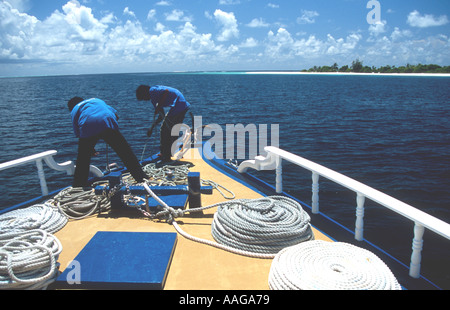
53, 149, 332, 290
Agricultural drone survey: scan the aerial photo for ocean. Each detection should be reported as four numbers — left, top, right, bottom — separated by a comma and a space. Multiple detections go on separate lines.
0, 72, 449, 288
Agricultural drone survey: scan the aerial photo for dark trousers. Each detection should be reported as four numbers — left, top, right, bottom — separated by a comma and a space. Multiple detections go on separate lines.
73, 129, 146, 187
160, 110, 188, 160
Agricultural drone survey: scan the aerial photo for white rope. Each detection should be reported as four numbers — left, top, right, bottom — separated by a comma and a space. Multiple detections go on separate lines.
0, 229, 63, 290
0, 202, 67, 290
142, 163, 192, 186
268, 240, 402, 290
139, 163, 235, 199
47, 186, 111, 220
201, 179, 235, 200
0, 203, 68, 234
143, 183, 313, 258
211, 196, 314, 255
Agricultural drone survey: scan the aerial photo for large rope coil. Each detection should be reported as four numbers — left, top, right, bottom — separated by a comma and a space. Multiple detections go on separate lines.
47, 186, 111, 220
0, 203, 68, 234
268, 240, 402, 290
0, 203, 66, 290
211, 196, 314, 255
0, 229, 62, 290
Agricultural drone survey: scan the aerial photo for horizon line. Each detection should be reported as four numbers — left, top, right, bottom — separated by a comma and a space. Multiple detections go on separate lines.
1, 70, 450, 79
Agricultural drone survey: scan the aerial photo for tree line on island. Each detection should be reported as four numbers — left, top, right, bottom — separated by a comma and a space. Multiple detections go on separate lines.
303, 60, 450, 74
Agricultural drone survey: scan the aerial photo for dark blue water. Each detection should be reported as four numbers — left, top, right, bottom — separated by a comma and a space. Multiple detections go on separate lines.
0, 72, 449, 288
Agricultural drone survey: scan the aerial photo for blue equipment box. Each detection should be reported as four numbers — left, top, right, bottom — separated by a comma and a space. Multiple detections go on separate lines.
54, 231, 177, 290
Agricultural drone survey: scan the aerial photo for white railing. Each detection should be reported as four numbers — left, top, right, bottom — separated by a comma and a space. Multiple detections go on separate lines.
238, 146, 450, 279
0, 150, 103, 196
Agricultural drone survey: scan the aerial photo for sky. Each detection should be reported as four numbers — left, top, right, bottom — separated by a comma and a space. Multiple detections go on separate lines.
0, 0, 449, 76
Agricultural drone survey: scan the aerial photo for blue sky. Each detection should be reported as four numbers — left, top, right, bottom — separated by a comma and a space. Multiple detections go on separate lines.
1, 0, 449, 76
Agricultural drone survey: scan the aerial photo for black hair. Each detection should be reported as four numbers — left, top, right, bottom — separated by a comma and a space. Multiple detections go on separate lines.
136, 85, 151, 101
68, 97, 84, 111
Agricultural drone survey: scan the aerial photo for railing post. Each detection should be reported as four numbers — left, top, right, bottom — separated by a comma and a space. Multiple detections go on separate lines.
35, 159, 49, 196
410, 223, 425, 278
312, 172, 319, 214
355, 193, 365, 241
275, 155, 282, 194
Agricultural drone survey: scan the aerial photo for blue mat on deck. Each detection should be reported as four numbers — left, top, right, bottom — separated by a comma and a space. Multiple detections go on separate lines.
54, 231, 177, 290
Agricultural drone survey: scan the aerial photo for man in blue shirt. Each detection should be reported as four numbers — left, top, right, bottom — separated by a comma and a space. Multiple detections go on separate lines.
136, 85, 190, 161
68, 97, 147, 187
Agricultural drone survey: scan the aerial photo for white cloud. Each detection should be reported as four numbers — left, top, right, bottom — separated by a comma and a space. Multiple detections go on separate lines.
390, 27, 412, 42
147, 9, 156, 21
7, 0, 30, 12
4, 0, 29, 11
368, 20, 387, 37
219, 0, 240, 5
165, 9, 192, 22
0, 0, 112, 62
214, 9, 239, 42
240, 37, 258, 48
407, 10, 449, 28
1, 0, 449, 75
123, 7, 136, 19
100, 13, 116, 25
364, 27, 450, 66
0, 0, 224, 72
326, 33, 362, 55
297, 10, 319, 24
247, 18, 269, 28
266, 28, 361, 61
156, 1, 171, 6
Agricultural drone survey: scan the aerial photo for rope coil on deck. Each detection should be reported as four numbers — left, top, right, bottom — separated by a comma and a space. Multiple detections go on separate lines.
268, 240, 401, 290
48, 186, 111, 219
0, 202, 68, 290
0, 229, 62, 290
142, 163, 192, 186
0, 203, 68, 234
211, 196, 314, 255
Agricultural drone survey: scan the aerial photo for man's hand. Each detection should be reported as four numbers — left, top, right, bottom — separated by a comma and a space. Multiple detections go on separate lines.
147, 111, 165, 137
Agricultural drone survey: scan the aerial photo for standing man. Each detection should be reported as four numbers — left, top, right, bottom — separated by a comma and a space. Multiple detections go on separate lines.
68, 97, 147, 187
136, 85, 190, 162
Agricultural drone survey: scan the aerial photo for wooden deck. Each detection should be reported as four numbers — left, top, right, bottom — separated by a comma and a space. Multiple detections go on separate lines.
54, 149, 332, 290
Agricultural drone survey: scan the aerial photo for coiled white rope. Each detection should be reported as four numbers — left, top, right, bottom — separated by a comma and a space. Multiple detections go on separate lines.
0, 203, 68, 234
143, 183, 313, 259
268, 240, 402, 290
0, 229, 63, 290
47, 186, 111, 220
211, 196, 314, 255
0, 203, 67, 290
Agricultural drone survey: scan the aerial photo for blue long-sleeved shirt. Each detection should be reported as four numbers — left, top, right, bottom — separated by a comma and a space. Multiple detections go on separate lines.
71, 98, 119, 138
149, 86, 190, 117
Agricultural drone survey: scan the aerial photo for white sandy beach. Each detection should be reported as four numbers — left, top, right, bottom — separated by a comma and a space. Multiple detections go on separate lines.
244, 71, 450, 77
